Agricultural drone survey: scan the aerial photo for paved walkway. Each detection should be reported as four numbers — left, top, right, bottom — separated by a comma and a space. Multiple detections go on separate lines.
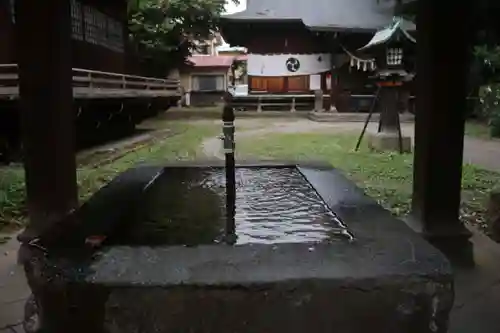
2, 118, 500, 333
0, 234, 28, 333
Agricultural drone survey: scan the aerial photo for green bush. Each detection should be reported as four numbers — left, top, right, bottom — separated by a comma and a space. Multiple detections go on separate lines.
479, 85, 500, 137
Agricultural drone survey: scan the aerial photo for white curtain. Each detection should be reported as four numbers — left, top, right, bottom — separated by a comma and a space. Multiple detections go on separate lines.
247, 53, 331, 77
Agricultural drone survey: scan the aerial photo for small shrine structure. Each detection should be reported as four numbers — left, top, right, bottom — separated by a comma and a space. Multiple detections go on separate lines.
358, 16, 416, 152
220, 0, 415, 112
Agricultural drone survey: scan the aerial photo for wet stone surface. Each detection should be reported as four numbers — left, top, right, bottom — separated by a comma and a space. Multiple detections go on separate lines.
117, 167, 351, 246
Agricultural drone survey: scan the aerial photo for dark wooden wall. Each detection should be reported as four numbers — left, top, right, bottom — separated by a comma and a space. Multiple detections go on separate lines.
0, 0, 127, 73
337, 64, 374, 95
0, 1, 15, 63
245, 26, 328, 54
72, 0, 127, 73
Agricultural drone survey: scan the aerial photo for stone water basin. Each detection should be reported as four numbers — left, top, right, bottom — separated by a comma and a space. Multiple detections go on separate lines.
22, 161, 454, 333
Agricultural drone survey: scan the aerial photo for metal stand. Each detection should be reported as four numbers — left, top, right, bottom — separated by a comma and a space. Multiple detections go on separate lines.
222, 104, 237, 245
355, 86, 380, 151
355, 84, 405, 154
395, 107, 404, 154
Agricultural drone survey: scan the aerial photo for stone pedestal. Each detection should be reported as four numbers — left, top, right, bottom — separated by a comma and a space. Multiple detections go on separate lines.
368, 86, 411, 153
314, 90, 324, 112
368, 131, 412, 153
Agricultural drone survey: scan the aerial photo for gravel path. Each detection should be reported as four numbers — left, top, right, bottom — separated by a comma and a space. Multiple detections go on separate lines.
201, 119, 500, 172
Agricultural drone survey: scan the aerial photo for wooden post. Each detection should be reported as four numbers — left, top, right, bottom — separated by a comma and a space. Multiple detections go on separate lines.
408, 0, 474, 266
16, 0, 78, 240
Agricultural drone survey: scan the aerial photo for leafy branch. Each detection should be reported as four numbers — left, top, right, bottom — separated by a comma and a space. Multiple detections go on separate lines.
128, 0, 238, 73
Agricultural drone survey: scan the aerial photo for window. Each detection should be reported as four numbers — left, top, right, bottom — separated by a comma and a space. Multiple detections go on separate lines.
198, 44, 209, 55
84, 6, 98, 44
192, 75, 224, 91
71, 0, 83, 40
82, 5, 123, 52
387, 48, 403, 66
107, 18, 124, 52
94, 10, 107, 46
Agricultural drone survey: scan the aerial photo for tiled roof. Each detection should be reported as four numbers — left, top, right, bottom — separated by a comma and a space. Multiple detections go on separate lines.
187, 55, 235, 68
222, 0, 416, 32
359, 17, 416, 51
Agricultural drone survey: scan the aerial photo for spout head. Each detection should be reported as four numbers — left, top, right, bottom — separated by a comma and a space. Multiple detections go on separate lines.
222, 105, 235, 122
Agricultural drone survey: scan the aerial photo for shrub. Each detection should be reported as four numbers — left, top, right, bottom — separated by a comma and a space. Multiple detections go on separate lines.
479, 84, 500, 137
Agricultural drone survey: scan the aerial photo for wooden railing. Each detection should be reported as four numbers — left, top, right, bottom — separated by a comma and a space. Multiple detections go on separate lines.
0, 64, 180, 98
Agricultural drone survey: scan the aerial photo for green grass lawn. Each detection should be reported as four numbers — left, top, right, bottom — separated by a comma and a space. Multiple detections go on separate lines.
236, 132, 500, 231
2, 119, 499, 235
0, 122, 219, 233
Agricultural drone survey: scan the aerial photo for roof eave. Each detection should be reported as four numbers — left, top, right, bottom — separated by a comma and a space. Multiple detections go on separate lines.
359, 29, 416, 51
307, 26, 382, 33
220, 20, 415, 34
189, 66, 232, 69
220, 17, 304, 24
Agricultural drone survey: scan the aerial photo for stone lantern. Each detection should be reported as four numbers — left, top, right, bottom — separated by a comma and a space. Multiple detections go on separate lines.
359, 17, 416, 153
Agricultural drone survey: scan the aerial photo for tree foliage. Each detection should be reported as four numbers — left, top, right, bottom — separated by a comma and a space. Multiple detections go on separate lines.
128, 0, 238, 74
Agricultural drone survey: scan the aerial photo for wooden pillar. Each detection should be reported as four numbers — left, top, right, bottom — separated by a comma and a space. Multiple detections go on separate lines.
409, 0, 474, 266
16, 0, 78, 240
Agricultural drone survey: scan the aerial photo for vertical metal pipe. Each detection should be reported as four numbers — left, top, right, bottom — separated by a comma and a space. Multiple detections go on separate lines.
222, 104, 237, 245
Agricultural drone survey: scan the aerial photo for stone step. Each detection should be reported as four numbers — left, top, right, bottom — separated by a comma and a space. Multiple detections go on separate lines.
308, 112, 415, 123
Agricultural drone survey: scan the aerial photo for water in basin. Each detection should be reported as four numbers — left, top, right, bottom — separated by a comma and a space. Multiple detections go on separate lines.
117, 167, 350, 246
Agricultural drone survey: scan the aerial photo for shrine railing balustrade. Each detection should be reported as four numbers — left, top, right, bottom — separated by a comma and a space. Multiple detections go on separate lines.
0, 64, 180, 100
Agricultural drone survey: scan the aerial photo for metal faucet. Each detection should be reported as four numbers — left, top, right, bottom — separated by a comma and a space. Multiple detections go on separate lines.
222, 103, 237, 245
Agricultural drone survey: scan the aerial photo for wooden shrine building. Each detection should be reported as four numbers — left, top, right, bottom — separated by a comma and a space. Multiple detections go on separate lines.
0, 0, 180, 161
220, 0, 415, 112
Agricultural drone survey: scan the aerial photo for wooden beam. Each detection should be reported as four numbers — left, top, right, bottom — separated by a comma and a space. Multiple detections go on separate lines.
409, 0, 474, 266
16, 0, 78, 240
